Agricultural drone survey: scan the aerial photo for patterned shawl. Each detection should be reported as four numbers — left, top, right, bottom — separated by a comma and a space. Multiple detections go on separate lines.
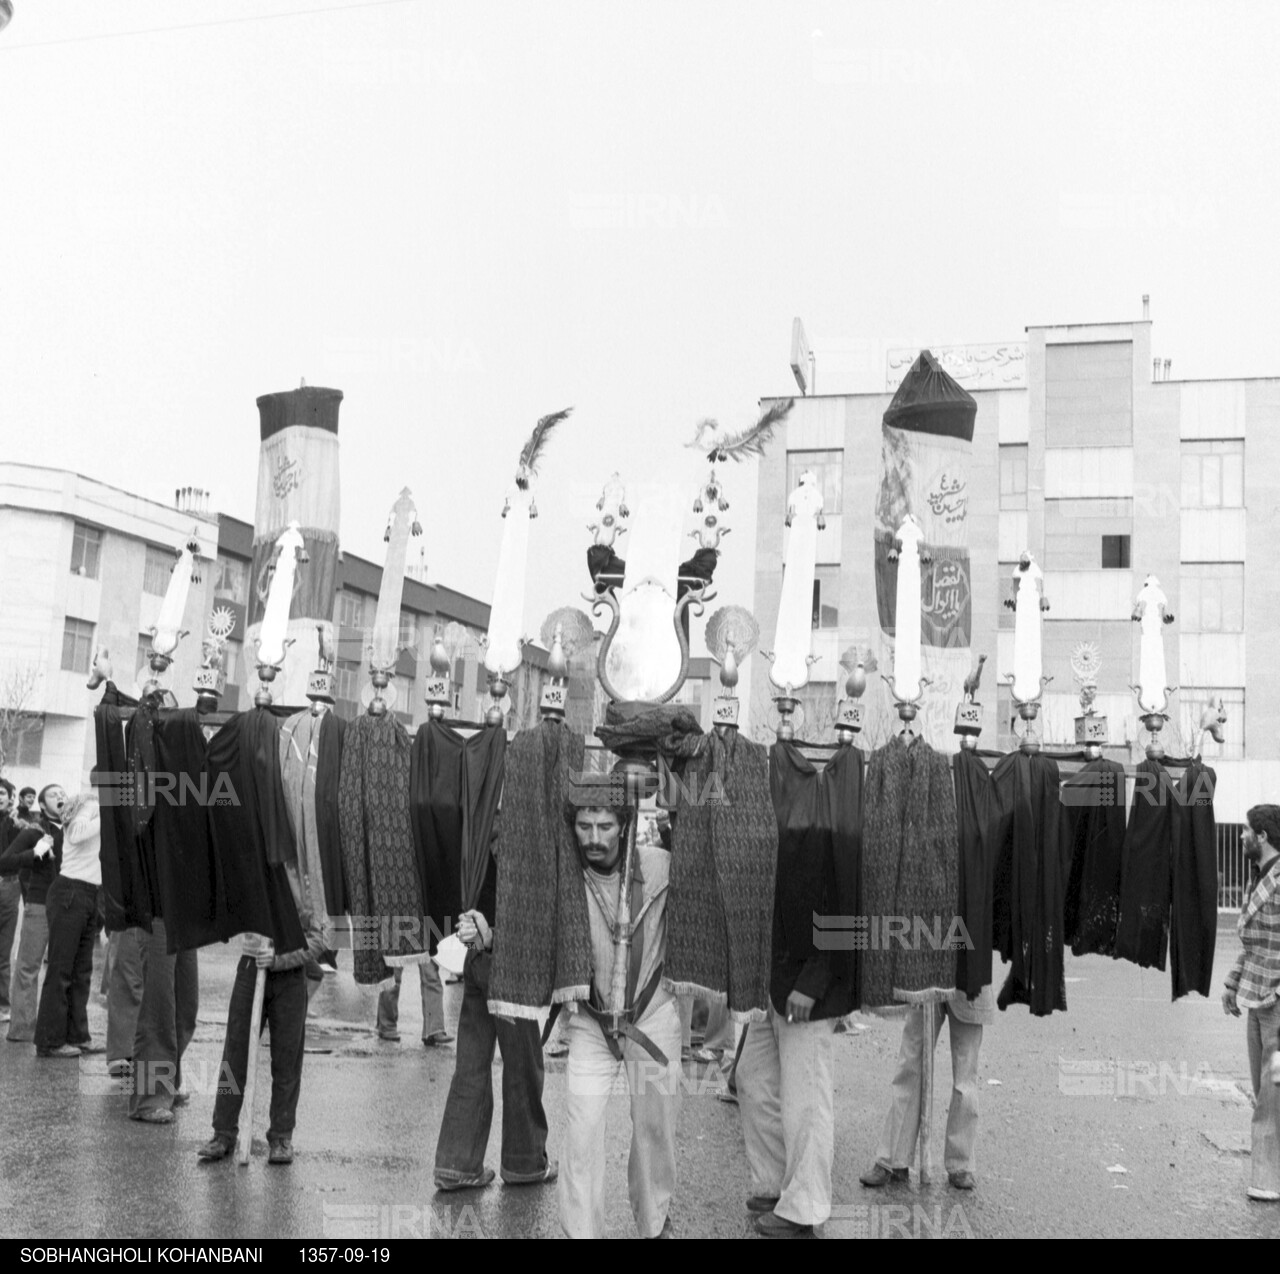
487, 720, 590, 1018
663, 731, 777, 1019
861, 734, 959, 1008
338, 713, 425, 983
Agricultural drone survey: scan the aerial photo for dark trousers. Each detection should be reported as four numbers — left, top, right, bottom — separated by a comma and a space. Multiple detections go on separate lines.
212, 956, 308, 1144
34, 876, 99, 1050
128, 918, 199, 1117
434, 949, 549, 1182
0, 877, 20, 1011
106, 928, 146, 1065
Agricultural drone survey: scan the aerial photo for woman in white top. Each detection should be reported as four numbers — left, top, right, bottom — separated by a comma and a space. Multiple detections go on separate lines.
34, 791, 105, 1058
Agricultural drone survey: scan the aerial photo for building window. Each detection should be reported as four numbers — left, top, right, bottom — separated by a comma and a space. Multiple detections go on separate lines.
143, 545, 173, 596
786, 450, 843, 516
812, 566, 840, 629
1181, 563, 1244, 633
999, 445, 1028, 511
61, 617, 95, 674
399, 610, 419, 654
223, 638, 243, 686
1179, 688, 1245, 760
1101, 535, 1130, 569
15, 716, 44, 768
1181, 439, 1243, 509
337, 590, 369, 632
70, 523, 102, 579
213, 555, 249, 604
334, 657, 362, 704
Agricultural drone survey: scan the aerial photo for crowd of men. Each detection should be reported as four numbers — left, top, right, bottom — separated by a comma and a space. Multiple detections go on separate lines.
4, 768, 1280, 1234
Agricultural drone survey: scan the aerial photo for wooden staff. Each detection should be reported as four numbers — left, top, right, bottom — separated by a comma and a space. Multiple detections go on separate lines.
237, 965, 268, 1166
917, 1001, 936, 1185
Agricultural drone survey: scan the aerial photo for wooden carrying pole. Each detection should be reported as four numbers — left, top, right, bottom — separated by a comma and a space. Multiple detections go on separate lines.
236, 966, 268, 1166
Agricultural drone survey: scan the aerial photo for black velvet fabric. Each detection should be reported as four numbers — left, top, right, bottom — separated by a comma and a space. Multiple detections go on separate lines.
410, 720, 506, 953
767, 742, 861, 1021
1169, 759, 1218, 1000
315, 710, 347, 917
1114, 759, 1175, 972
954, 748, 1003, 999
991, 751, 1068, 1016
1062, 759, 1127, 958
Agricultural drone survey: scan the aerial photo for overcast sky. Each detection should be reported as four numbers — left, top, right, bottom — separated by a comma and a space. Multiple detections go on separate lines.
2, 0, 1277, 660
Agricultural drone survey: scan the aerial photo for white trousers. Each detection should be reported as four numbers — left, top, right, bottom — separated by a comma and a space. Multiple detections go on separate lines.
737, 1004, 837, 1226
558, 997, 682, 1238
875, 1003, 983, 1175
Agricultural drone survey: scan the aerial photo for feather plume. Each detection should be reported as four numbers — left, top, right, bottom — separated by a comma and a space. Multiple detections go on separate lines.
704, 605, 760, 664
694, 399, 794, 464
517, 407, 573, 480
539, 607, 596, 658
839, 644, 878, 674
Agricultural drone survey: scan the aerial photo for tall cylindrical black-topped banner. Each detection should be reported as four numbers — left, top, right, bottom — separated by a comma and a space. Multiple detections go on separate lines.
246, 385, 342, 706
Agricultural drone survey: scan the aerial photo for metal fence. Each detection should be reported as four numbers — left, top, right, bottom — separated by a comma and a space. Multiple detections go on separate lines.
1218, 823, 1248, 911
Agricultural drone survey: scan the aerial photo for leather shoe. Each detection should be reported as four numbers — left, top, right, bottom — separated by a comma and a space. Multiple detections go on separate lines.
268, 1139, 294, 1165
754, 1212, 813, 1238
422, 1031, 454, 1047
197, 1136, 236, 1161
948, 1170, 976, 1190
132, 1108, 174, 1125
747, 1195, 781, 1213
435, 1167, 495, 1192
860, 1164, 908, 1188
503, 1160, 558, 1186
38, 1044, 83, 1059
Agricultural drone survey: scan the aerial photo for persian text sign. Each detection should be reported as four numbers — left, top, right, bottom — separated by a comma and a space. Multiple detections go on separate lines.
887, 343, 1026, 392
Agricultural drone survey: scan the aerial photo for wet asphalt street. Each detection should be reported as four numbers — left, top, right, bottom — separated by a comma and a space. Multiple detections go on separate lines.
2, 921, 1279, 1240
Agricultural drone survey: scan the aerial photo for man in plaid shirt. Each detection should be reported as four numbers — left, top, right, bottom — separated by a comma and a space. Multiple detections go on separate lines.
1223, 804, 1280, 1201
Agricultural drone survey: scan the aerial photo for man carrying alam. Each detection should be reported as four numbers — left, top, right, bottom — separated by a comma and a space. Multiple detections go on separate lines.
557, 797, 681, 1239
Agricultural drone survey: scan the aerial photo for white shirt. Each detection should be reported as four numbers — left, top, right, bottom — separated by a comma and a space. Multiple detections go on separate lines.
61, 804, 102, 887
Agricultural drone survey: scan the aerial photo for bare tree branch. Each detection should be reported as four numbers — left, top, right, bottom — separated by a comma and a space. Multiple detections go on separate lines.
0, 662, 45, 775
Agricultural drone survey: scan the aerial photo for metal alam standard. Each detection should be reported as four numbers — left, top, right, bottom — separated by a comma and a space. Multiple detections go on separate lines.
86, 363, 1227, 1195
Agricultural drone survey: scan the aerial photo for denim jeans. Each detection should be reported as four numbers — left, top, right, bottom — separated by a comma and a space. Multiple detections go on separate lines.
876, 1001, 984, 1177
376, 960, 445, 1038
128, 918, 199, 1118
434, 949, 549, 1183
1246, 1000, 1280, 1195
7, 902, 48, 1041
106, 928, 146, 1066
0, 877, 21, 1011
212, 956, 308, 1142
34, 876, 99, 1050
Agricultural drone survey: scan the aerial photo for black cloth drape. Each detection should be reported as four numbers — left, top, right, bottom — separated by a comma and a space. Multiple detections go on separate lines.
92, 685, 160, 932
954, 748, 1002, 999
1170, 759, 1218, 999
1062, 759, 1127, 957
991, 751, 1068, 1016
316, 710, 347, 917
409, 720, 506, 954
767, 742, 861, 1020
1114, 759, 1175, 971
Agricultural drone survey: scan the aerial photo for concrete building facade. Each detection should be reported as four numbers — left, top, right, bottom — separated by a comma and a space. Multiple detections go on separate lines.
752, 315, 1280, 823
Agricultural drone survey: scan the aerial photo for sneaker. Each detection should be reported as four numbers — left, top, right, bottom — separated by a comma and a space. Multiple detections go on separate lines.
859, 1164, 909, 1187
1247, 1187, 1280, 1201
502, 1160, 558, 1186
268, 1138, 294, 1165
947, 1170, 976, 1191
377, 1030, 401, 1043
78, 1041, 106, 1055
37, 1044, 83, 1059
434, 1167, 495, 1193
197, 1135, 236, 1161
422, 1031, 454, 1047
